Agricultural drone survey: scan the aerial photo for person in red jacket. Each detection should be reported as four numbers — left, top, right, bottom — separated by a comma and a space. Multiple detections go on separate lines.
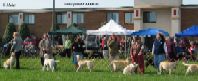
130, 37, 144, 74
166, 37, 176, 62
101, 36, 108, 59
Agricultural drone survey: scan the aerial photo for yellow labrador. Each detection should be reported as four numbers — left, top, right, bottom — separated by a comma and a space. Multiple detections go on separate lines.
111, 58, 130, 72
183, 62, 198, 75
123, 63, 138, 75
159, 61, 177, 75
3, 52, 15, 69
76, 55, 94, 72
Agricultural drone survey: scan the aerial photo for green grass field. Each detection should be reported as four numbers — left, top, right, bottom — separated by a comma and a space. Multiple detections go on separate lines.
0, 56, 198, 81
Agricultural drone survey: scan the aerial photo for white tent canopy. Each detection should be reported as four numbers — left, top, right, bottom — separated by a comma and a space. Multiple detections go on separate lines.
87, 20, 134, 35
86, 20, 133, 56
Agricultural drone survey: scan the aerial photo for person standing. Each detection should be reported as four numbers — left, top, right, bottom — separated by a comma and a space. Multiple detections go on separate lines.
178, 38, 190, 62
152, 33, 167, 74
119, 37, 125, 54
57, 36, 63, 45
38, 33, 53, 66
10, 32, 23, 69
101, 36, 108, 59
72, 36, 84, 68
108, 35, 119, 62
166, 37, 176, 62
188, 41, 197, 61
130, 38, 145, 74
63, 36, 72, 58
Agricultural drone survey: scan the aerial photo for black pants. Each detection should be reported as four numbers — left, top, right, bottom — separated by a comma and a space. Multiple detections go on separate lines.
62, 49, 71, 58
15, 51, 21, 69
41, 57, 44, 66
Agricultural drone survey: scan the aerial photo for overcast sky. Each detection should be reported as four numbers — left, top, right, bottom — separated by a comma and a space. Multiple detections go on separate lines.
183, 0, 198, 5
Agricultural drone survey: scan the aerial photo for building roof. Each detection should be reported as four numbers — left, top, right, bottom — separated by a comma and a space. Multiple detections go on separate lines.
0, 7, 134, 13
181, 5, 198, 8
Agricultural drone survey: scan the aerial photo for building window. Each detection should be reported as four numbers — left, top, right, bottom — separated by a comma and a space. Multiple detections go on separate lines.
57, 13, 67, 24
9, 14, 19, 25
125, 13, 133, 24
72, 13, 84, 24
24, 14, 35, 24
143, 11, 156, 23
107, 12, 119, 23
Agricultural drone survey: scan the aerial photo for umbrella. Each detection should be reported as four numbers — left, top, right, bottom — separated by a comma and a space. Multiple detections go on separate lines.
176, 25, 198, 37
48, 24, 86, 35
131, 28, 169, 37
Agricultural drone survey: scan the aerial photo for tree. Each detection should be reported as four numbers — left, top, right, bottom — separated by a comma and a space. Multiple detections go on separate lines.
2, 23, 16, 43
18, 23, 30, 40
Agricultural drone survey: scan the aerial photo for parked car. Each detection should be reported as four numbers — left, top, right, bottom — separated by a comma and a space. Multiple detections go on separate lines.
84, 35, 99, 50
84, 35, 103, 58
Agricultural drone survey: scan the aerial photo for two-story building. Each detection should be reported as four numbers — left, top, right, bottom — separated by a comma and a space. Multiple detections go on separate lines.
0, 0, 197, 38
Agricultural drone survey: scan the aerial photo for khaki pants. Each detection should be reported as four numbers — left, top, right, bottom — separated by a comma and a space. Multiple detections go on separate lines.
103, 50, 109, 59
109, 54, 119, 62
109, 52, 119, 71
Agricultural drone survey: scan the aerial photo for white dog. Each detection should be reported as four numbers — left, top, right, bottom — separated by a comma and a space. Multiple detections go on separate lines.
76, 55, 94, 72
123, 63, 138, 75
42, 54, 59, 72
159, 61, 177, 75
3, 52, 15, 69
183, 62, 198, 75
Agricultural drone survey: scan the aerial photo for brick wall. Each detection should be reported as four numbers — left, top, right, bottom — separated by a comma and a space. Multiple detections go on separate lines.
77, 10, 134, 30
181, 8, 198, 31
0, 10, 134, 38
83, 10, 107, 30
27, 12, 52, 38
0, 13, 9, 37
0, 12, 53, 39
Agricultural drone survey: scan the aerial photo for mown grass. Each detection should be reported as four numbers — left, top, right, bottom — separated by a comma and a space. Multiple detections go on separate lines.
0, 56, 198, 81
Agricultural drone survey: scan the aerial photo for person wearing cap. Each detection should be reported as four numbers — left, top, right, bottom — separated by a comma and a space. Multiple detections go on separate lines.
10, 32, 23, 69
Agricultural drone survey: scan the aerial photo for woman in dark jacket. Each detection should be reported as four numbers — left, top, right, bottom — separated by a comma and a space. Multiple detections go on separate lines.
72, 36, 84, 68
152, 33, 167, 74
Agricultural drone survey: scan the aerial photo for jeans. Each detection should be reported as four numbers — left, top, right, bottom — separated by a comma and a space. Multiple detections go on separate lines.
72, 52, 83, 64
154, 54, 165, 69
103, 50, 109, 59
